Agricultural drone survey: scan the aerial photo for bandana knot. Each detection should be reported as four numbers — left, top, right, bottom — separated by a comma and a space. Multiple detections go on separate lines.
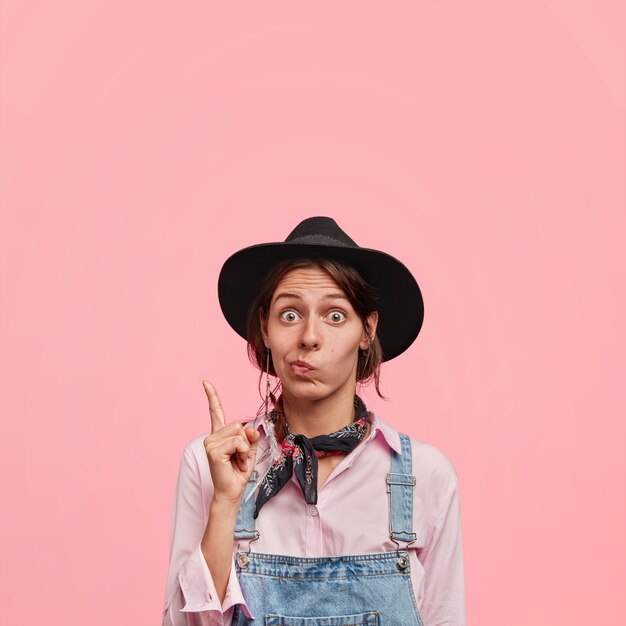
253, 394, 371, 518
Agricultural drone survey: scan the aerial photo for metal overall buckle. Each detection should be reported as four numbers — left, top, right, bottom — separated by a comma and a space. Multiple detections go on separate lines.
386, 472, 417, 572
236, 530, 259, 569
390, 535, 416, 571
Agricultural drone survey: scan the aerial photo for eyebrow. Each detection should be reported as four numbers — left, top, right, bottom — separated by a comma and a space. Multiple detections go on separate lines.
272, 291, 349, 305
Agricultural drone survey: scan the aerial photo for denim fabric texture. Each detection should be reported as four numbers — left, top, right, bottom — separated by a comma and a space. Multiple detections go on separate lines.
231, 433, 424, 626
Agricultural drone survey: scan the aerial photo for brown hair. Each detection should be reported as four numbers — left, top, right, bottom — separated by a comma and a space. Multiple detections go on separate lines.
246, 257, 387, 419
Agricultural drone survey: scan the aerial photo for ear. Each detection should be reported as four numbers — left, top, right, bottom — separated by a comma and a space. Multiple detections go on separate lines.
259, 307, 269, 348
360, 311, 379, 350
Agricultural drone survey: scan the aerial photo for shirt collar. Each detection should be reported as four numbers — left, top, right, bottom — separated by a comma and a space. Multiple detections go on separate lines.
251, 410, 403, 455
368, 411, 403, 455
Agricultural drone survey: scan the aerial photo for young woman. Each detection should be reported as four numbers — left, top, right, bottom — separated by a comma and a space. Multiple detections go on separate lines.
162, 216, 466, 625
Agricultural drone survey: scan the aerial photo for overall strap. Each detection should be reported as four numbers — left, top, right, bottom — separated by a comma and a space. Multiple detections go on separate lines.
386, 433, 417, 546
234, 470, 260, 542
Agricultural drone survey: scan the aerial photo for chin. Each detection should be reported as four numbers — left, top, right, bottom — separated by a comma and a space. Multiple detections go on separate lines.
285, 381, 351, 404
281, 380, 326, 400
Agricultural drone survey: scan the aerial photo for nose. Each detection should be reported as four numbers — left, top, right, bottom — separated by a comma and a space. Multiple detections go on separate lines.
298, 316, 321, 350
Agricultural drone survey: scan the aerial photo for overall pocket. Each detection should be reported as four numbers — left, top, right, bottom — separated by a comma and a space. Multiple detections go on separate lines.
265, 611, 379, 625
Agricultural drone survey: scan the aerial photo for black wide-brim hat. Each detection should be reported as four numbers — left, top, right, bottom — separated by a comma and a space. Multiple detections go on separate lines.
217, 216, 424, 361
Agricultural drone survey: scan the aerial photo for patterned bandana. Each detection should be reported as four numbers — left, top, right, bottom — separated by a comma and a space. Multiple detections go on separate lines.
253, 394, 371, 519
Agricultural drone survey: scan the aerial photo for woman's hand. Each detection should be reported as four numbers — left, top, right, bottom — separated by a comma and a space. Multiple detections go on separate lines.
202, 380, 260, 508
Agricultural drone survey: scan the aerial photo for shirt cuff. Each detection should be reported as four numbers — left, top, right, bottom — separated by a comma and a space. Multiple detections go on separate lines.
178, 543, 254, 619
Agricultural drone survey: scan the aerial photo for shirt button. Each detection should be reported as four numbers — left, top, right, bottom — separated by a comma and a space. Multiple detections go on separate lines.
308, 506, 319, 517
206, 591, 212, 601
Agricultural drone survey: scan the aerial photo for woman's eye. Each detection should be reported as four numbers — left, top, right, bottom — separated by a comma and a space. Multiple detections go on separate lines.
280, 310, 300, 322
328, 310, 346, 323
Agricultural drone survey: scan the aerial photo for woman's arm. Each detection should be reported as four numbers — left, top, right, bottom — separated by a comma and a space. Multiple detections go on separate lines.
418, 476, 466, 625
163, 381, 259, 625
162, 446, 251, 626
162, 442, 255, 626
198, 380, 260, 606
201, 497, 239, 604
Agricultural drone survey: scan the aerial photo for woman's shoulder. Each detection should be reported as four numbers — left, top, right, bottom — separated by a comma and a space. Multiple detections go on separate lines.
409, 437, 459, 482
374, 414, 460, 488
179, 430, 211, 468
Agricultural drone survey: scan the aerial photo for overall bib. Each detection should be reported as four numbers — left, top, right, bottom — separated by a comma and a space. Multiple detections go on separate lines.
231, 433, 425, 626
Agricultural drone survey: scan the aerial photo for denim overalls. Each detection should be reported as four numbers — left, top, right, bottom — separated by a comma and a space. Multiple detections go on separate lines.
231, 433, 425, 625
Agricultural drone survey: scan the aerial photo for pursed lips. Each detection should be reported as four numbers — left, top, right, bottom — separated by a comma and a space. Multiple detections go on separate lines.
290, 360, 314, 376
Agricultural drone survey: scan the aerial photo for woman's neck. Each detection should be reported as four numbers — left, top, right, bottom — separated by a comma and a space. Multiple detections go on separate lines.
277, 388, 357, 438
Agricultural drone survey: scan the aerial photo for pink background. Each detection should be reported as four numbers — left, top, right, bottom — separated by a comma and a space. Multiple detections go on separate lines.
1, 2, 624, 625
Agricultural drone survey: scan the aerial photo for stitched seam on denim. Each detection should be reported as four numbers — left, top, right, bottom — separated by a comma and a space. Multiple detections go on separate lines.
389, 433, 415, 542
266, 618, 377, 626
235, 473, 258, 536
238, 551, 408, 565
238, 571, 412, 580
265, 613, 378, 626
404, 569, 425, 626
268, 621, 375, 626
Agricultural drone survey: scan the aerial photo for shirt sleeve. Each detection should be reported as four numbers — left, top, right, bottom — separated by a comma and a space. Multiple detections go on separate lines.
162, 445, 253, 626
417, 474, 466, 626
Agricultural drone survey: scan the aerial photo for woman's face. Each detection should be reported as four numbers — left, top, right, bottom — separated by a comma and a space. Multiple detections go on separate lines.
260, 266, 378, 403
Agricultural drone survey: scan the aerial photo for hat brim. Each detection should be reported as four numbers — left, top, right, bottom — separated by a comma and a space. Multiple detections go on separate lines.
217, 241, 424, 361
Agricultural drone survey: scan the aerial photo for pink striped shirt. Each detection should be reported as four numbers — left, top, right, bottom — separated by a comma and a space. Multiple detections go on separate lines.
162, 412, 466, 625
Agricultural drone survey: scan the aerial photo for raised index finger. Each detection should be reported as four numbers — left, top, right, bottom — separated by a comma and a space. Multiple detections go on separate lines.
202, 380, 226, 433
